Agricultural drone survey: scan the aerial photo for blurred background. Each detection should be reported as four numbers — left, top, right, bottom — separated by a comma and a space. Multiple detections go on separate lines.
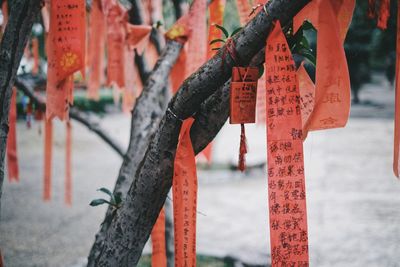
1, 0, 400, 266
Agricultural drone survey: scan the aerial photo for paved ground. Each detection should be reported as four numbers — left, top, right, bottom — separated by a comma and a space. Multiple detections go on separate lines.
1, 75, 400, 266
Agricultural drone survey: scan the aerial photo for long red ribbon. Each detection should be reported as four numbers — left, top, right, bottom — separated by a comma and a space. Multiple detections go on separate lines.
151, 208, 167, 267
6, 88, 19, 182
87, 0, 106, 100
65, 121, 72, 205
393, 2, 400, 177
265, 21, 309, 266
44, 119, 53, 201
173, 118, 198, 267
46, 0, 86, 120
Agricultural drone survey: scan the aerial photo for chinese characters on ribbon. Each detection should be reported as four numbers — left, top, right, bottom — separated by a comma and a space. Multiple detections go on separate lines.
265, 21, 309, 266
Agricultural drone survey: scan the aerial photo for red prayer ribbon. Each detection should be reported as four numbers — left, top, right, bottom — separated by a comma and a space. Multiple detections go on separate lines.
151, 208, 167, 267
173, 118, 198, 267
265, 21, 309, 266
46, 0, 86, 120
87, 0, 106, 100
65, 121, 72, 205
44, 119, 53, 201
6, 88, 19, 182
393, 2, 400, 177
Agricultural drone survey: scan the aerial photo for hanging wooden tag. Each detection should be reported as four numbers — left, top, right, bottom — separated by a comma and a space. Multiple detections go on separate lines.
229, 66, 259, 124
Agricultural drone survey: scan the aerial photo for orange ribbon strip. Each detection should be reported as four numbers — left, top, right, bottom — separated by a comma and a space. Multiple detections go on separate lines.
151, 208, 167, 267
46, 0, 86, 120
199, 0, 226, 163
44, 119, 53, 201
173, 118, 198, 267
377, 0, 390, 30
186, 0, 207, 77
65, 121, 72, 205
265, 21, 309, 266
87, 0, 106, 100
32, 37, 40, 75
302, 0, 352, 136
393, 2, 400, 177
6, 88, 19, 182
207, 0, 226, 59
236, 0, 252, 26
297, 63, 315, 135
103, 1, 126, 89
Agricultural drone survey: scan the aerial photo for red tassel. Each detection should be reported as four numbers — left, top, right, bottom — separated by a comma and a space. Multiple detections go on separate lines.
367, 0, 376, 19
238, 123, 247, 172
65, 121, 72, 205
377, 0, 390, 30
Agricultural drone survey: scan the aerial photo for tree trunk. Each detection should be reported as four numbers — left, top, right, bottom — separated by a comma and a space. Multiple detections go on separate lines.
0, 0, 42, 217
87, 40, 183, 266
93, 0, 311, 265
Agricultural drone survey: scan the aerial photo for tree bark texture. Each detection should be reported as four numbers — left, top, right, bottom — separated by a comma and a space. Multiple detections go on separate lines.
93, 0, 311, 265
0, 0, 43, 217
87, 40, 183, 266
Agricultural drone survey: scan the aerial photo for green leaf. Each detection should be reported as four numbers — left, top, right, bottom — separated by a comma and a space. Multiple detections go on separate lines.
90, 198, 111, 207
114, 193, 122, 206
209, 38, 226, 45
230, 27, 243, 37
98, 187, 113, 198
298, 49, 316, 66
214, 24, 229, 38
302, 20, 316, 31
299, 36, 310, 49
258, 65, 264, 79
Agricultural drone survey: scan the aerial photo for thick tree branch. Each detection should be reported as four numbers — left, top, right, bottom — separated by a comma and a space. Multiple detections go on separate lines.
0, 0, 42, 217
94, 0, 311, 265
87, 40, 183, 266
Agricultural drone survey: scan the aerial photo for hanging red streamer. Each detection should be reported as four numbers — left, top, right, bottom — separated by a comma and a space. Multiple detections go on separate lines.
44, 119, 53, 201
393, 2, 400, 178
265, 21, 309, 266
302, 0, 352, 135
6, 88, 19, 182
151, 208, 167, 267
377, 0, 390, 30
173, 118, 198, 267
46, 0, 86, 120
65, 121, 72, 205
87, 0, 106, 100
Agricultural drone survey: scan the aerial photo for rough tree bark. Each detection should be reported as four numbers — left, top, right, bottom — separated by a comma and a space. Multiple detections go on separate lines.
87, 40, 183, 266
0, 0, 43, 217
88, 0, 186, 264
93, 0, 311, 265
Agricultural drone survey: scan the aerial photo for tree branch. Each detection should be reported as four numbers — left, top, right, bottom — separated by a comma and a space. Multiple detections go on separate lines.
94, 0, 311, 265
0, 0, 43, 217
14, 77, 125, 157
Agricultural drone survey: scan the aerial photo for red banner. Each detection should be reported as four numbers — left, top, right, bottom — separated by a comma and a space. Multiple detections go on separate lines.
65, 121, 72, 205
7, 88, 19, 182
46, 0, 86, 120
44, 119, 53, 201
236, 0, 251, 26
87, 0, 106, 100
303, 0, 352, 133
173, 118, 198, 267
151, 208, 167, 267
297, 63, 315, 137
265, 21, 309, 266
393, 2, 400, 177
